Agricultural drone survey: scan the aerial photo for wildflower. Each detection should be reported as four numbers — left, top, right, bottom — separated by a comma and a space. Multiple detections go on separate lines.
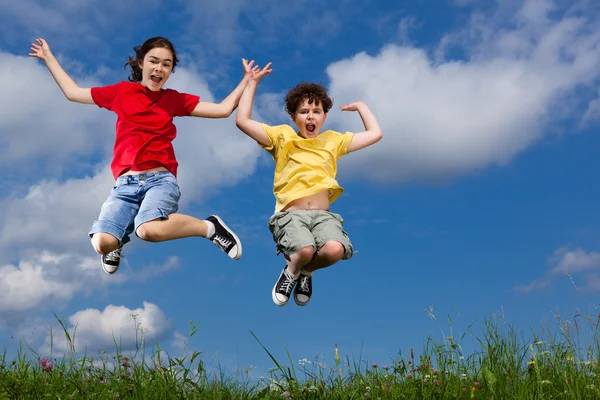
541, 380, 551, 384
39, 357, 53, 372
364, 392, 371, 398
298, 358, 309, 366
433, 379, 439, 385
407, 360, 412, 364
407, 372, 414, 379
567, 357, 573, 362
473, 381, 480, 387
528, 361, 535, 366
471, 386, 476, 398
462, 387, 467, 392
384, 365, 389, 371
372, 363, 377, 368
433, 369, 438, 375
461, 373, 467, 380
460, 356, 464, 361
282, 391, 291, 398
121, 358, 130, 368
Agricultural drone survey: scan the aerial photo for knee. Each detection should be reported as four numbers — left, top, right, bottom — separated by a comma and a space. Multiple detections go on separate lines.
91, 234, 118, 255
294, 246, 315, 264
320, 241, 345, 263
136, 222, 162, 242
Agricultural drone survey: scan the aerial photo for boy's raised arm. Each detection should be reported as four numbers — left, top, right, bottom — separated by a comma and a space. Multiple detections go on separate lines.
343, 101, 383, 153
191, 58, 259, 119
235, 63, 273, 147
29, 38, 94, 104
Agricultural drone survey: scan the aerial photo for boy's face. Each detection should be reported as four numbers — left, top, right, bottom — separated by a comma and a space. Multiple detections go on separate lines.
292, 99, 327, 139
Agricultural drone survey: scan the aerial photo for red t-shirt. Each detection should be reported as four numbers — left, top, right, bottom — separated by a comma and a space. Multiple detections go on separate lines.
91, 81, 200, 178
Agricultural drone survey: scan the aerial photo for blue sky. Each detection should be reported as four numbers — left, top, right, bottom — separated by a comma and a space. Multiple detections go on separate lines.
1, 0, 600, 378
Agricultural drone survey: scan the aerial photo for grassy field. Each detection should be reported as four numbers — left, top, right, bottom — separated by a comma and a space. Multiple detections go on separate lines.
0, 311, 598, 399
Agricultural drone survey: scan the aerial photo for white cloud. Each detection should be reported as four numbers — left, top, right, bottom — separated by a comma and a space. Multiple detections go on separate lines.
581, 89, 600, 126
0, 249, 182, 328
550, 248, 600, 275
43, 302, 172, 354
0, 167, 113, 259
1, 52, 112, 178
323, 0, 600, 183
515, 248, 600, 294
0, 252, 116, 324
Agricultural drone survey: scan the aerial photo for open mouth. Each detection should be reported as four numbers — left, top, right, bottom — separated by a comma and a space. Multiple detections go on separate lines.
150, 75, 163, 84
306, 124, 316, 133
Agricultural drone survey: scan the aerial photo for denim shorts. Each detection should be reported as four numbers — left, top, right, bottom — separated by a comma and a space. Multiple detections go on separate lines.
267, 210, 354, 260
89, 171, 181, 245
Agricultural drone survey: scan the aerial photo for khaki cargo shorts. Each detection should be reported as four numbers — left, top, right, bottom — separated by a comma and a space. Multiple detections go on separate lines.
267, 210, 354, 260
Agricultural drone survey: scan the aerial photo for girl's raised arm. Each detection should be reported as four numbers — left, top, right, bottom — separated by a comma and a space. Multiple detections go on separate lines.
29, 38, 94, 104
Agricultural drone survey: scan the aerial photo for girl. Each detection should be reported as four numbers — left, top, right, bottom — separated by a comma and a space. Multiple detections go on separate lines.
29, 36, 255, 274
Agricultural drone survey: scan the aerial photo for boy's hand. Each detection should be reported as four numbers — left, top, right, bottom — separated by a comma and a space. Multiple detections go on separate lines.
251, 62, 273, 83
242, 58, 260, 80
340, 101, 365, 112
29, 38, 53, 62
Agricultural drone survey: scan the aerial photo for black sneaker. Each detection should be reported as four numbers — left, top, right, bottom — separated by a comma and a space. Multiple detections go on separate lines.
272, 267, 298, 306
206, 215, 242, 260
102, 247, 123, 275
294, 272, 313, 306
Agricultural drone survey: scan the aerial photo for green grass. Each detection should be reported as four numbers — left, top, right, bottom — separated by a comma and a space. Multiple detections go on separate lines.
0, 310, 599, 399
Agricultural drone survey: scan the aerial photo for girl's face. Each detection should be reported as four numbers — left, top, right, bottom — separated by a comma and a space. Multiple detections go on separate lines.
292, 99, 327, 139
139, 47, 174, 91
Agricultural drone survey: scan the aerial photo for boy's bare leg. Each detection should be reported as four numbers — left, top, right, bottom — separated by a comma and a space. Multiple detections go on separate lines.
301, 241, 345, 274
272, 245, 313, 306
284, 245, 314, 276
292, 241, 345, 307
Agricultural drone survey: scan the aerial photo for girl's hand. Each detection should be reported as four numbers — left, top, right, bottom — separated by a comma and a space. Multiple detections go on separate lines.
242, 58, 260, 80
29, 38, 53, 62
251, 62, 273, 82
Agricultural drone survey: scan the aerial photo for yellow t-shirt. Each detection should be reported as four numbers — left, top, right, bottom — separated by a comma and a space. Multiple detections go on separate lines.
260, 124, 354, 212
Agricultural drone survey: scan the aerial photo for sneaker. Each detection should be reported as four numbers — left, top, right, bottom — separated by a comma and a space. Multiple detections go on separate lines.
272, 267, 298, 306
206, 215, 242, 260
102, 247, 123, 275
294, 272, 313, 306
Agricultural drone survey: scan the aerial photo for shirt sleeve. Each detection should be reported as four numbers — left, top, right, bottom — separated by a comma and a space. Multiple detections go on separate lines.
336, 131, 355, 158
90, 82, 122, 110
259, 124, 283, 154
169, 90, 201, 117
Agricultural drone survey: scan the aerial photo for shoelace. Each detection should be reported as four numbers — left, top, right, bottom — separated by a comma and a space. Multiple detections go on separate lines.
278, 272, 297, 295
104, 249, 122, 262
212, 235, 233, 250
297, 275, 310, 293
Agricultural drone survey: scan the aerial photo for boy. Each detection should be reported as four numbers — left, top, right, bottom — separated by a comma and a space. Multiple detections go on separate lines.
236, 64, 382, 306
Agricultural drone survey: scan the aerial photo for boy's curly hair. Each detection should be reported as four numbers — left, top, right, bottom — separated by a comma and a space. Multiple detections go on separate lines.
285, 82, 333, 116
